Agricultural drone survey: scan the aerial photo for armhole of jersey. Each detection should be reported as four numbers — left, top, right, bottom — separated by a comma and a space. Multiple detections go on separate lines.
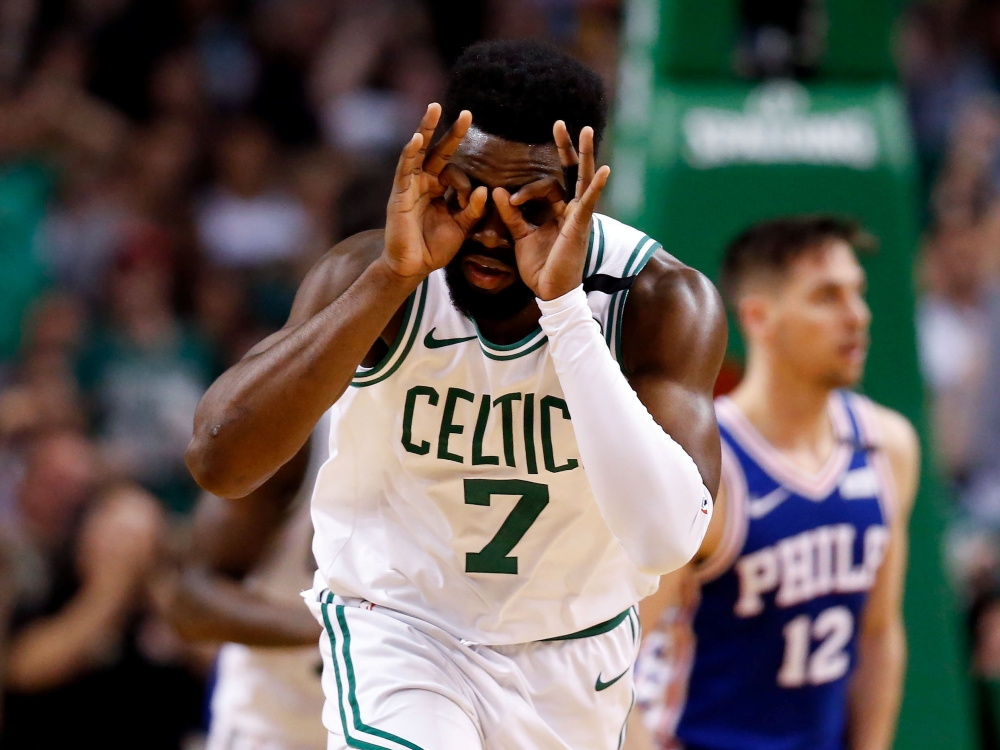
850, 394, 898, 524
604, 233, 662, 366
693, 440, 749, 584
351, 279, 428, 388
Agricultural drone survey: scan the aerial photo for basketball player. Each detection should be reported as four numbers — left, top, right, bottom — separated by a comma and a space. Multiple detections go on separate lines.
186, 40, 727, 750
168, 420, 328, 750
630, 217, 918, 750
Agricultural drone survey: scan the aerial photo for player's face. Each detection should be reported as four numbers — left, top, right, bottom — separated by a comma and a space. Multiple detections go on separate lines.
444, 128, 564, 321
765, 241, 871, 388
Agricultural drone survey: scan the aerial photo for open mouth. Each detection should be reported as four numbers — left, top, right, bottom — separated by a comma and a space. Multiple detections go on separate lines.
462, 253, 515, 290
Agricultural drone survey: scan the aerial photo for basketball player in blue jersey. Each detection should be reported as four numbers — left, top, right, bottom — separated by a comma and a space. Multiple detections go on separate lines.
629, 217, 919, 750
185, 41, 727, 750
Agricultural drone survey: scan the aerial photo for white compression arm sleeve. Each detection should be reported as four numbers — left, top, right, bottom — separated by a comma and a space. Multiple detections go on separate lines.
538, 285, 713, 575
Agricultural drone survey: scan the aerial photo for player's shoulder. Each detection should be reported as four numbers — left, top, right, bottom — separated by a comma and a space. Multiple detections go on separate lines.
866, 400, 920, 514
868, 401, 919, 461
317, 229, 385, 273
595, 214, 721, 312
287, 230, 385, 326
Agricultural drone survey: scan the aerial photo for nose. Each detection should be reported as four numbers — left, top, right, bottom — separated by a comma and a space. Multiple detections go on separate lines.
847, 293, 871, 329
470, 204, 512, 250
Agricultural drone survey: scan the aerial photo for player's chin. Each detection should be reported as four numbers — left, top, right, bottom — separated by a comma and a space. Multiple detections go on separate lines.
823, 360, 866, 389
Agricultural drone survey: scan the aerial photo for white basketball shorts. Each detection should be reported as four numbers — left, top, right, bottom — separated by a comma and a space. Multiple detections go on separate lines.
304, 591, 640, 750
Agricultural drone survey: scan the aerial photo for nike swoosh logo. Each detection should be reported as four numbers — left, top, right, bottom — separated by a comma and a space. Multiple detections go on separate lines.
747, 487, 790, 519
595, 666, 630, 692
423, 328, 477, 349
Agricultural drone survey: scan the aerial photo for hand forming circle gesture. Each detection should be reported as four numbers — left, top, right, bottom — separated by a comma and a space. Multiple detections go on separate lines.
493, 121, 611, 301
383, 103, 488, 280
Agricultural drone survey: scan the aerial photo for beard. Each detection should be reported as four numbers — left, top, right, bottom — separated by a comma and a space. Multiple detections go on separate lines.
444, 242, 535, 322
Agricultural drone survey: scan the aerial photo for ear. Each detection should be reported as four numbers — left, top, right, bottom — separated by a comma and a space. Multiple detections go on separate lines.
737, 294, 773, 342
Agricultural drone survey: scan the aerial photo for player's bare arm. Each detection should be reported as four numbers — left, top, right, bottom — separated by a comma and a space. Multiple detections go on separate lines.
847, 407, 919, 750
168, 442, 320, 647
187, 105, 487, 499
494, 122, 726, 574
620, 255, 727, 495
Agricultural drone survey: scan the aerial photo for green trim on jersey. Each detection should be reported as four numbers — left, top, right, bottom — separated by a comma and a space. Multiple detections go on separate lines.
626, 606, 640, 645
352, 279, 429, 388
541, 608, 631, 642
604, 236, 662, 367
582, 216, 606, 279
618, 689, 636, 750
321, 602, 427, 750
592, 216, 606, 277
583, 219, 596, 277
475, 322, 548, 361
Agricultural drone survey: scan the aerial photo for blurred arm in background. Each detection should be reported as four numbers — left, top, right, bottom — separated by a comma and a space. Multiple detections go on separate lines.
846, 408, 920, 750
5, 484, 162, 693
166, 441, 318, 646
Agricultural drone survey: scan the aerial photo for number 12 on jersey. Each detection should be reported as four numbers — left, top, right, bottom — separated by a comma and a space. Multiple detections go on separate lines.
464, 479, 549, 574
778, 605, 854, 688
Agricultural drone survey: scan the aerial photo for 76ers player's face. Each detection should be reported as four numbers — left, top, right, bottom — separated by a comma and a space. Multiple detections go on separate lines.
758, 240, 871, 388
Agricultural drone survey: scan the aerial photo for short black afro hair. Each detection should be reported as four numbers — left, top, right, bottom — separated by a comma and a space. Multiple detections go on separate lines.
441, 39, 608, 149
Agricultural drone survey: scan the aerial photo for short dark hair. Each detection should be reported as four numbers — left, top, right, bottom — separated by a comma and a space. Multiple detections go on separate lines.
720, 215, 873, 307
441, 39, 608, 148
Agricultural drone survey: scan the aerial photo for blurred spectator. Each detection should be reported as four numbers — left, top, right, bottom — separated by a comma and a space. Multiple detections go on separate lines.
0, 429, 202, 749
78, 224, 213, 515
310, 2, 444, 158
196, 118, 309, 269
917, 219, 995, 482
249, 0, 330, 146
897, 1, 995, 171
84, 0, 185, 122
288, 148, 347, 271
35, 156, 129, 303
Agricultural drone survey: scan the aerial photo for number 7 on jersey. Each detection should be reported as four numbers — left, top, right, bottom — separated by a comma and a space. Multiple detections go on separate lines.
464, 479, 549, 574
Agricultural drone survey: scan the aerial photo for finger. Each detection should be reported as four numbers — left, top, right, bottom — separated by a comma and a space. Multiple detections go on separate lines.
553, 120, 578, 168
454, 186, 489, 233
425, 109, 472, 177
439, 163, 472, 208
414, 103, 443, 167
492, 187, 533, 242
510, 177, 564, 207
392, 132, 424, 196
575, 164, 609, 218
576, 126, 595, 201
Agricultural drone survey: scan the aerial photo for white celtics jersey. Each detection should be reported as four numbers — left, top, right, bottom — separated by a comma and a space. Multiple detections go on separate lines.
311, 213, 662, 645
211, 416, 329, 749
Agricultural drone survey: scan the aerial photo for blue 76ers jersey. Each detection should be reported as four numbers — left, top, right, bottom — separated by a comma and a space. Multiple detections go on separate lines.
663, 392, 895, 750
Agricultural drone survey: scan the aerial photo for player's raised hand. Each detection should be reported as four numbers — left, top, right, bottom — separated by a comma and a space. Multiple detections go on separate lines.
383, 104, 488, 280
493, 122, 610, 301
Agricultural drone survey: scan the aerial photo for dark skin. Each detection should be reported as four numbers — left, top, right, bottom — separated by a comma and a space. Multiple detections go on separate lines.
186, 104, 727, 503
168, 443, 320, 647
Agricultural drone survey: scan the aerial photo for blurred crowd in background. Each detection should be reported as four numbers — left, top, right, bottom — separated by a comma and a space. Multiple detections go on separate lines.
905, 0, 1000, 711
5, 0, 1000, 747
0, 0, 621, 747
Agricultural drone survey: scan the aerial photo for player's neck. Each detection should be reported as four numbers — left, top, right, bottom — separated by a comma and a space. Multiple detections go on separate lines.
473, 301, 543, 346
729, 354, 835, 465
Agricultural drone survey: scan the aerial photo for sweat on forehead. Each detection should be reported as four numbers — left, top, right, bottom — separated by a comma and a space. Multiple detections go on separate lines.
449, 126, 563, 188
